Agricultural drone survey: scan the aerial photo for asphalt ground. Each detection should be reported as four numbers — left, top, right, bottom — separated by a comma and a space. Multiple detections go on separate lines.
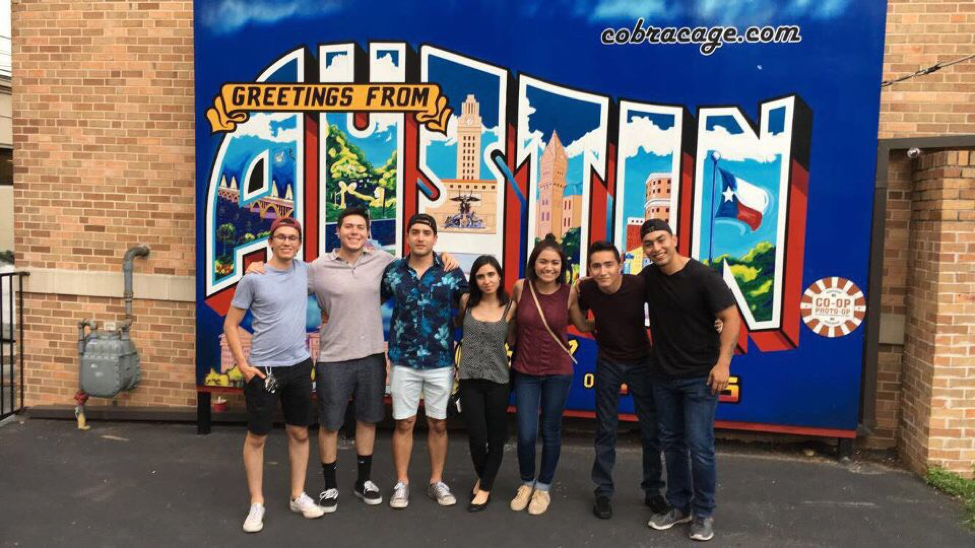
0, 418, 972, 547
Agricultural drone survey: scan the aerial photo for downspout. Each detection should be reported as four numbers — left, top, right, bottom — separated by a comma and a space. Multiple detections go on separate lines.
119, 245, 150, 339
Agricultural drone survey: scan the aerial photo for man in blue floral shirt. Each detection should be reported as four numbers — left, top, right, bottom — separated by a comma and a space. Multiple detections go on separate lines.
381, 213, 468, 510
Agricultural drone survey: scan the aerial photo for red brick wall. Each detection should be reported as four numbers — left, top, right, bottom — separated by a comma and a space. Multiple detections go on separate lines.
862, 154, 912, 449
897, 151, 975, 477
864, 0, 975, 454
880, 0, 975, 138
12, 0, 196, 407
22, 294, 197, 407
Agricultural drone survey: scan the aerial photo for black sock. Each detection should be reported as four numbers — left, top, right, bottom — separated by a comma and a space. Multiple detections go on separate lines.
322, 461, 337, 490
355, 454, 373, 489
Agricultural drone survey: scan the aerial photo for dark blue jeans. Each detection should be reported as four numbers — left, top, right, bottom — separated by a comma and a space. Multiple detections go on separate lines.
591, 356, 663, 498
513, 371, 573, 490
653, 375, 718, 518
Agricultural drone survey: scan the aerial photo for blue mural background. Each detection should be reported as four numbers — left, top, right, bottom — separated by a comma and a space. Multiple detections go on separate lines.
194, 0, 888, 434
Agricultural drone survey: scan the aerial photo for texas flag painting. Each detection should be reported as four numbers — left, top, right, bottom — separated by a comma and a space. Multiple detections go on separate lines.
716, 167, 770, 231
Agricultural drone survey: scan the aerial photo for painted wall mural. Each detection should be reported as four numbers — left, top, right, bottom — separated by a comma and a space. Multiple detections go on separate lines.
194, 0, 888, 435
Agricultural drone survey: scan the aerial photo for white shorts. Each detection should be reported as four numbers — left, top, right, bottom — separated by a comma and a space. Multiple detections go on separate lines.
390, 365, 453, 420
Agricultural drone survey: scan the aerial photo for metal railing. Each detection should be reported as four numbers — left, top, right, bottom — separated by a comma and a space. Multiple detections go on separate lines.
1, 271, 27, 420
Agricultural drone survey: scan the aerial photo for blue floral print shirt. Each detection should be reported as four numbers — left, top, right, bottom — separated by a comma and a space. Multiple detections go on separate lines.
381, 254, 469, 369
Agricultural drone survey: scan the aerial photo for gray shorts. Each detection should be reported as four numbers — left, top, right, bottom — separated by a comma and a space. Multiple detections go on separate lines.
315, 353, 387, 431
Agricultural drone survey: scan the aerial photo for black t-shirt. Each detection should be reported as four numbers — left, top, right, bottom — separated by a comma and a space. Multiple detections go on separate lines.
578, 274, 651, 362
643, 259, 736, 378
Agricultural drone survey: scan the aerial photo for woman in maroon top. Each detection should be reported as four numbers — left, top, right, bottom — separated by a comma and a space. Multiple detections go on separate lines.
507, 234, 589, 516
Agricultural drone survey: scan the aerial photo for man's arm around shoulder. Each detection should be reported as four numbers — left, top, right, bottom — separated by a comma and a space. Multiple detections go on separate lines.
380, 259, 398, 302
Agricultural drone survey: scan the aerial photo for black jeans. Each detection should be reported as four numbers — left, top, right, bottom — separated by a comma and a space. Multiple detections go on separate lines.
591, 355, 664, 498
459, 379, 510, 492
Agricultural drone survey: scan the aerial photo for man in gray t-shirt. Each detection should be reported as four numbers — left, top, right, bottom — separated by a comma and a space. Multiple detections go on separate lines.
231, 261, 310, 369
224, 217, 324, 533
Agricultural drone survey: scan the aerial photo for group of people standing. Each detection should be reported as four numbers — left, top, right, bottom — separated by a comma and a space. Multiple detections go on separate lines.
224, 205, 739, 542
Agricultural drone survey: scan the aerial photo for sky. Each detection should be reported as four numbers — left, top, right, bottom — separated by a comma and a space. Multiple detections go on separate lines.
197, 0, 854, 35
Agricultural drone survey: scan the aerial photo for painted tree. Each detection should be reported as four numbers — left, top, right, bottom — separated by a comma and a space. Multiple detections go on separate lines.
217, 223, 236, 261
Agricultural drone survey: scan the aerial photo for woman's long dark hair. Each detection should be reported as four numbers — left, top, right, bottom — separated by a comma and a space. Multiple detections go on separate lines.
467, 255, 509, 308
525, 233, 569, 285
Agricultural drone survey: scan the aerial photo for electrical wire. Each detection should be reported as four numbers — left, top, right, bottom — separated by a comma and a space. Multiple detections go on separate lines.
881, 53, 975, 87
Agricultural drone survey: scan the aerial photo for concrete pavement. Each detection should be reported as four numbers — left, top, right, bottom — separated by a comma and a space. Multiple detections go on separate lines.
0, 418, 972, 547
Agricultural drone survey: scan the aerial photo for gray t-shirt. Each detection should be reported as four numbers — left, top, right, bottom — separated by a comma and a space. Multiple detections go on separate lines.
230, 260, 310, 368
308, 248, 395, 363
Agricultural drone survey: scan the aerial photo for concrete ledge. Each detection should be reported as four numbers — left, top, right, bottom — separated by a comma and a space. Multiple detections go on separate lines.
24, 268, 194, 302
26, 405, 247, 423
24, 405, 466, 431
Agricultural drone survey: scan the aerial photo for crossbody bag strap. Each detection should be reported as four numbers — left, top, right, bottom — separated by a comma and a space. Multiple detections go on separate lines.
502, 298, 513, 319
528, 281, 578, 365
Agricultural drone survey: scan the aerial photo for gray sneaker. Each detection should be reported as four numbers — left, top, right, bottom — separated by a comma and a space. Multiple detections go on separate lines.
390, 482, 409, 509
427, 481, 457, 506
689, 516, 715, 541
648, 507, 693, 530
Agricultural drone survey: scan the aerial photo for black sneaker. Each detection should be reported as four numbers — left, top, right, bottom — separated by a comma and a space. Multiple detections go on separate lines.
593, 495, 612, 519
354, 480, 383, 505
689, 516, 714, 541
648, 506, 693, 530
645, 493, 668, 514
318, 488, 338, 513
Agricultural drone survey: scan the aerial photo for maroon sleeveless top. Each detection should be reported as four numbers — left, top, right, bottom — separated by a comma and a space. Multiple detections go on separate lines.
513, 281, 573, 376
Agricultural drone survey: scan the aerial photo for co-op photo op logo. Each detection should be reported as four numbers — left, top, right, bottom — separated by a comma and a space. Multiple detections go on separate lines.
600, 18, 803, 55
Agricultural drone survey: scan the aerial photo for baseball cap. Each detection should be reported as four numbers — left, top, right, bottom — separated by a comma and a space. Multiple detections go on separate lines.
406, 213, 438, 235
269, 217, 302, 239
640, 219, 673, 239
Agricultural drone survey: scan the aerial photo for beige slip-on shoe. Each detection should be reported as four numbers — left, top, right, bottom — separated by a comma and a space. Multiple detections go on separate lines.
510, 485, 533, 511
527, 489, 551, 515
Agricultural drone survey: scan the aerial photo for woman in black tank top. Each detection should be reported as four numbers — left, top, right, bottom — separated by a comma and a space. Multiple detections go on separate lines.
456, 255, 517, 512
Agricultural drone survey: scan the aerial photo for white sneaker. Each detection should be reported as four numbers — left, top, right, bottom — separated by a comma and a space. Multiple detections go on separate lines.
242, 503, 264, 533
389, 482, 410, 509
427, 481, 457, 506
290, 492, 326, 519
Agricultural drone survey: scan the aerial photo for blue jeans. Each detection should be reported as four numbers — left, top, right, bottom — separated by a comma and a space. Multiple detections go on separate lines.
591, 356, 663, 498
513, 371, 573, 490
653, 376, 718, 518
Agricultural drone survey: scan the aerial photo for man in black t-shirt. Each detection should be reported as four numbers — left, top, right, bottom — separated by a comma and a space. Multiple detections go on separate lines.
640, 219, 740, 543
577, 241, 665, 521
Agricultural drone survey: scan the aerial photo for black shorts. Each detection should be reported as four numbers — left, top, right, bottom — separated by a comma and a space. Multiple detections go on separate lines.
316, 353, 387, 431
244, 358, 313, 435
